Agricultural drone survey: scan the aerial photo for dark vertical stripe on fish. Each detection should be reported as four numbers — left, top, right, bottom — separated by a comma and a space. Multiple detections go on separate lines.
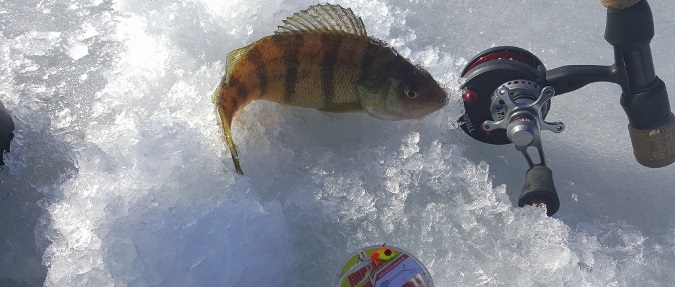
359, 40, 379, 77
320, 34, 342, 105
273, 34, 304, 102
229, 76, 248, 105
247, 47, 267, 95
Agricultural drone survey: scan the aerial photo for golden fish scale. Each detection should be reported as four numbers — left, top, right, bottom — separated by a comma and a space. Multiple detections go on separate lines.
216, 32, 395, 123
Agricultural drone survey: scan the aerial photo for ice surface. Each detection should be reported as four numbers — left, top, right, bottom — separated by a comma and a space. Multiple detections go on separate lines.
1, 0, 675, 286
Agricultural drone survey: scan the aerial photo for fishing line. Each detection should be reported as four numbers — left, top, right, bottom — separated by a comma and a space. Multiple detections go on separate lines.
530, 0, 534, 64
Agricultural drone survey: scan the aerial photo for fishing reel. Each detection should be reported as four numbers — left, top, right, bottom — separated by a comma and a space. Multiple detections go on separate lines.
460, 47, 563, 216
459, 0, 674, 216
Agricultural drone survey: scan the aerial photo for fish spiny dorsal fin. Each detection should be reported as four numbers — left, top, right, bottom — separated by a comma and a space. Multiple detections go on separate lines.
275, 4, 367, 36
225, 44, 254, 83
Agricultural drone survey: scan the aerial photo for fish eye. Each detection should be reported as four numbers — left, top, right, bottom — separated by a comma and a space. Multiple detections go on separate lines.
405, 86, 419, 99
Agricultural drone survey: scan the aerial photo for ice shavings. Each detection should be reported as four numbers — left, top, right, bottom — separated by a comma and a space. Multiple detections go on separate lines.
1, 0, 675, 286
63, 40, 89, 61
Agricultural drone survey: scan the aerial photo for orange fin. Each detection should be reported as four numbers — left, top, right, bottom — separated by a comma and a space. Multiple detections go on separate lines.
218, 105, 244, 175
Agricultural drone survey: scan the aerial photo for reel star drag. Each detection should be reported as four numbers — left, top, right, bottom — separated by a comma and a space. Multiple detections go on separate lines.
458, 0, 675, 216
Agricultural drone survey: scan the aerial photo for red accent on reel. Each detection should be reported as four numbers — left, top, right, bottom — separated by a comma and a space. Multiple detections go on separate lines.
464, 51, 539, 75
463, 89, 478, 103
511, 115, 534, 123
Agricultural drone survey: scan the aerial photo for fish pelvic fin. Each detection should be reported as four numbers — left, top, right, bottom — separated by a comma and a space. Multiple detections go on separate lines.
218, 105, 244, 175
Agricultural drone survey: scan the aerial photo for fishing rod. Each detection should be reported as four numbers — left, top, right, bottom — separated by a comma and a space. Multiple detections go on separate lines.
0, 100, 14, 166
458, 0, 674, 216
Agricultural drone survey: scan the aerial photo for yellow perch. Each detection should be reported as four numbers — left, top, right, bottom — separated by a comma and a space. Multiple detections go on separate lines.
214, 4, 448, 174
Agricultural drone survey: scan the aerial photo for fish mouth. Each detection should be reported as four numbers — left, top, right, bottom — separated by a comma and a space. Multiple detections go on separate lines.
423, 92, 449, 117
431, 91, 449, 110
409, 97, 447, 119
439, 93, 450, 107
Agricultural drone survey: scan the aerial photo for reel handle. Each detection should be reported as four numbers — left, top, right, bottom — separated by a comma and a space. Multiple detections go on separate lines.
518, 165, 560, 217
604, 0, 675, 167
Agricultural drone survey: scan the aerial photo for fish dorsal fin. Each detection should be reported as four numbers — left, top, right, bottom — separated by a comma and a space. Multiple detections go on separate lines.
275, 4, 367, 36
226, 44, 254, 81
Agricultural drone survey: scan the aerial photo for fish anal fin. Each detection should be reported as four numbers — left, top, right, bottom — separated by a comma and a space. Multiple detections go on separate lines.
275, 4, 367, 36
218, 105, 244, 175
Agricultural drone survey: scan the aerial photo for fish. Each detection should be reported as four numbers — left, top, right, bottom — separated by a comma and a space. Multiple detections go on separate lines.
213, 3, 448, 174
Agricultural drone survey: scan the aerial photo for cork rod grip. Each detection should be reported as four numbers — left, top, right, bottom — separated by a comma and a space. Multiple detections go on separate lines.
628, 113, 675, 168
601, 0, 641, 9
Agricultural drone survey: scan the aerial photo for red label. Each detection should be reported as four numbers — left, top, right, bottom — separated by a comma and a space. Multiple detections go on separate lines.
375, 254, 409, 281
347, 258, 387, 286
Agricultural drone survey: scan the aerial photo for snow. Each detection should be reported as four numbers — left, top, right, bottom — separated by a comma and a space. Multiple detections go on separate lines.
1, 0, 675, 286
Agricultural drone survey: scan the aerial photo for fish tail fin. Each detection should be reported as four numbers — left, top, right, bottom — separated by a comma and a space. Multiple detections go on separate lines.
213, 71, 257, 175
217, 104, 244, 175
214, 78, 244, 175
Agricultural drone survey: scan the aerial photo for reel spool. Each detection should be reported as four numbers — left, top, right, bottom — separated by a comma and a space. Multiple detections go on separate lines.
459, 47, 550, 145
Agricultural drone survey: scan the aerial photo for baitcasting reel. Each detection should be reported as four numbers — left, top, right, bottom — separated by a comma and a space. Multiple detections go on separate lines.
459, 47, 563, 216
459, 0, 675, 216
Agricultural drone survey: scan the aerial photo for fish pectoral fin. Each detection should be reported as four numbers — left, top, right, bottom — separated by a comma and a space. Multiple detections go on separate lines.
218, 106, 244, 175
356, 76, 389, 97
319, 102, 363, 113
